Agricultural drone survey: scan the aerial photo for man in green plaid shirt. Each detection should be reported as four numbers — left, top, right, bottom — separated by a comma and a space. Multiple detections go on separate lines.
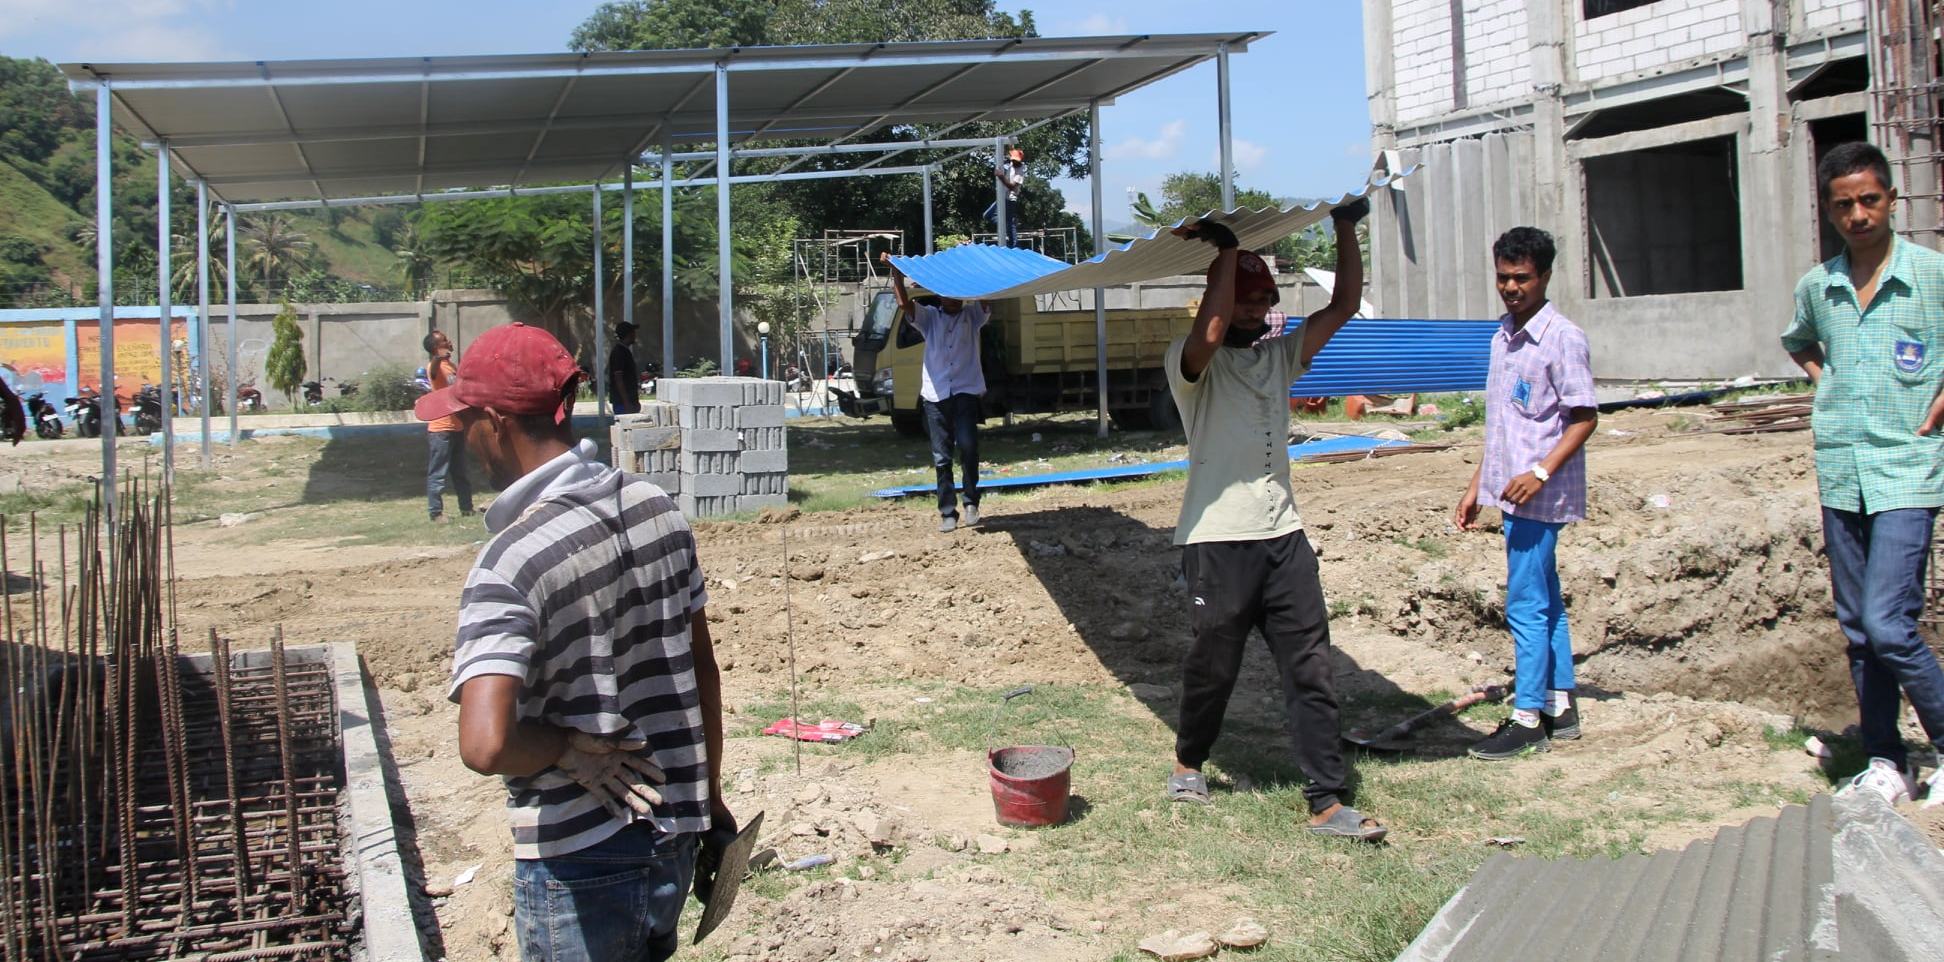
1782, 141, 1944, 808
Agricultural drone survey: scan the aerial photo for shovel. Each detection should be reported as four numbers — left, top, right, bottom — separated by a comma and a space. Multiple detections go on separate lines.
1343, 684, 1508, 751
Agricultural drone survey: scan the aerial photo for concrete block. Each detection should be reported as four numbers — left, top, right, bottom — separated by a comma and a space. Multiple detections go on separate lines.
736, 406, 785, 429
739, 449, 788, 473
677, 493, 738, 519
739, 493, 789, 513
742, 426, 784, 451
685, 380, 746, 407
686, 429, 740, 452
681, 450, 737, 475
637, 402, 678, 427
623, 426, 682, 451
679, 405, 730, 430
691, 473, 743, 497
655, 378, 685, 403
643, 472, 681, 495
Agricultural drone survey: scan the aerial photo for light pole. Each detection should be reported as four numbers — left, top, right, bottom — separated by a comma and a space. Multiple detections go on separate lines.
757, 321, 771, 380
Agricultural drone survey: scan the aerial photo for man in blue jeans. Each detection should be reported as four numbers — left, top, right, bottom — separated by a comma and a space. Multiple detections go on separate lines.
1784, 141, 1944, 807
1455, 227, 1598, 760
425, 322, 738, 960
887, 259, 988, 533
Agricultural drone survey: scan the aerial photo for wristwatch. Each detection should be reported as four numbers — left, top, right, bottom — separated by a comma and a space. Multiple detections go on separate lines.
1530, 464, 1550, 483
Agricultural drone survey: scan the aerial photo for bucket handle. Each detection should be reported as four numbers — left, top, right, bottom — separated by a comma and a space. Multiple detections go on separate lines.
986, 685, 1074, 754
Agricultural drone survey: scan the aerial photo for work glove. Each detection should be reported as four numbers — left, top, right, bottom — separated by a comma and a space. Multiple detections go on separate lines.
554, 731, 666, 820
1176, 218, 1240, 250
1331, 197, 1371, 225
693, 805, 739, 906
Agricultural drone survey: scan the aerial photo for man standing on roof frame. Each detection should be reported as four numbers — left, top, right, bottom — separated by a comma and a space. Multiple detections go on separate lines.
993, 147, 1027, 248
1161, 197, 1387, 841
886, 258, 989, 533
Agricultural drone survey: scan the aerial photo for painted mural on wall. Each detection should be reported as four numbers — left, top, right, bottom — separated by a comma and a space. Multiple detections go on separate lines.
0, 322, 67, 391
75, 319, 190, 401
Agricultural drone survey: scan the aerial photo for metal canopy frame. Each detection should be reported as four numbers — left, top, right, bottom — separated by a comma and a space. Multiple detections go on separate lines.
66, 32, 1265, 519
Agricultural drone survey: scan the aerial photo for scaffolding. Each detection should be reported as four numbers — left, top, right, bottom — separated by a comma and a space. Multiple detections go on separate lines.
787, 230, 904, 385
1868, 0, 1944, 247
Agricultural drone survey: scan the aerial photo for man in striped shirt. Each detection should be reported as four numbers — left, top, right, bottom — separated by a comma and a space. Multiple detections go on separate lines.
419, 322, 733, 962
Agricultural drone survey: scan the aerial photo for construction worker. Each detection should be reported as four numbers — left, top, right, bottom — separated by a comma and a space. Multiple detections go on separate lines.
1455, 227, 1597, 760
609, 321, 642, 414
1162, 199, 1387, 841
886, 258, 988, 533
992, 147, 1026, 248
422, 330, 474, 523
1783, 141, 1944, 806
424, 322, 736, 961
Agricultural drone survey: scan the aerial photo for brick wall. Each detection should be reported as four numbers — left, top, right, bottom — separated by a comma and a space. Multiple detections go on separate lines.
1393, 0, 1458, 124
1462, 0, 1532, 108
1574, 0, 1744, 83
1801, 0, 1865, 33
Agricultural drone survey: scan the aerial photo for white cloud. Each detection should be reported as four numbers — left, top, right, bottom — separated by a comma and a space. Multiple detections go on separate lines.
1060, 13, 1132, 35
1111, 120, 1187, 162
1210, 138, 1270, 173
0, 0, 229, 61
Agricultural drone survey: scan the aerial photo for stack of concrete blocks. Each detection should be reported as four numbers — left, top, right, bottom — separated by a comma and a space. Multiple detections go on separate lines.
610, 377, 787, 519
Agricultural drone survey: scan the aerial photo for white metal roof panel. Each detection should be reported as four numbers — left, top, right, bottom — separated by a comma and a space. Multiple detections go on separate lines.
60, 33, 1263, 204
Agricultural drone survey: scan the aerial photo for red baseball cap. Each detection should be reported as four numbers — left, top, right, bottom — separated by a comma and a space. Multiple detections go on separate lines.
413, 322, 584, 424
1212, 250, 1280, 305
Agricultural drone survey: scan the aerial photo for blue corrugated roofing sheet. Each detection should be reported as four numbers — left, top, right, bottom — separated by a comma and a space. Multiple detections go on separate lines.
1289, 319, 1497, 397
886, 167, 1419, 300
871, 435, 1403, 498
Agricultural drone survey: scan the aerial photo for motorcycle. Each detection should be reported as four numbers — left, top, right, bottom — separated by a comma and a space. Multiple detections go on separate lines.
237, 381, 264, 413
25, 393, 62, 439
337, 379, 359, 399
301, 381, 324, 406
64, 388, 106, 439
132, 384, 165, 436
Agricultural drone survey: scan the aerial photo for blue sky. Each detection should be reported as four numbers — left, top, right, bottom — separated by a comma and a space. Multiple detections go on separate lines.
0, 0, 1372, 229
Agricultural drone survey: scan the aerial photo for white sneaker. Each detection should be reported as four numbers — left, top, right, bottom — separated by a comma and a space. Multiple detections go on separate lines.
1836, 757, 1914, 806
1922, 768, 1944, 809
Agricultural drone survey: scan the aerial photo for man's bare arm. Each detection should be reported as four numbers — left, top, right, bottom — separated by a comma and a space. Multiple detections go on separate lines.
457, 675, 567, 776
691, 610, 727, 805
1788, 346, 1824, 385
1175, 221, 1241, 380
1300, 200, 1369, 368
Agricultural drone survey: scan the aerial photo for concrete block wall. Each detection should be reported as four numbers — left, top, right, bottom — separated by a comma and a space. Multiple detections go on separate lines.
1801, 0, 1865, 33
1574, 0, 1744, 83
1393, 0, 1457, 124
1461, 0, 1532, 109
633, 376, 788, 519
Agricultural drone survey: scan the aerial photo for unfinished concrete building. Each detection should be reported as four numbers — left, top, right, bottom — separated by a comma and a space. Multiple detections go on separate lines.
1363, 1, 1944, 380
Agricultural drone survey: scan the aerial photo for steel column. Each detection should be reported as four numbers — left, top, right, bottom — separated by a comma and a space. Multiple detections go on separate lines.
225, 205, 238, 447
156, 145, 175, 485
94, 82, 117, 529
993, 139, 1008, 245
593, 188, 605, 414
195, 180, 211, 469
1217, 43, 1235, 210
1090, 101, 1108, 439
921, 166, 935, 253
715, 65, 734, 372
661, 134, 675, 379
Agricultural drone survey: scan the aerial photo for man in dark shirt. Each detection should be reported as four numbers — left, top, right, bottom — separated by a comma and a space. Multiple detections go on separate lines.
609, 321, 642, 414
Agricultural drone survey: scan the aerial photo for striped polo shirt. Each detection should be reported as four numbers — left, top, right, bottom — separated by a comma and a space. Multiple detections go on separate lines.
449, 440, 711, 859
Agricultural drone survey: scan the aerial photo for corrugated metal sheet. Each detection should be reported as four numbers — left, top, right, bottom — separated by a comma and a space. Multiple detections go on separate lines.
1398, 794, 1944, 962
870, 435, 1403, 498
886, 167, 1419, 300
1288, 318, 1496, 397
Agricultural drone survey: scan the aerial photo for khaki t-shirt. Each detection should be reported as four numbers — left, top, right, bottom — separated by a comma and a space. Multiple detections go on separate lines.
1165, 328, 1309, 545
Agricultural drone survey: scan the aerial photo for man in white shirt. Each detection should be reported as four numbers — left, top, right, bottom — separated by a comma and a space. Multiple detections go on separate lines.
888, 262, 989, 533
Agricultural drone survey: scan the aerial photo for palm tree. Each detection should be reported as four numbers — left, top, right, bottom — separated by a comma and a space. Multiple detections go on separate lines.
169, 224, 229, 302
392, 225, 435, 301
241, 215, 314, 296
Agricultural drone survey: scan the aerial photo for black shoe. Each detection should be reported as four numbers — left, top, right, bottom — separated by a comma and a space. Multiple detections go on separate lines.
1468, 718, 1549, 760
1542, 693, 1581, 741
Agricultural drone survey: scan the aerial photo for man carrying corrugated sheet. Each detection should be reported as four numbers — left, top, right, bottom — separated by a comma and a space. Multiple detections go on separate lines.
1160, 197, 1389, 842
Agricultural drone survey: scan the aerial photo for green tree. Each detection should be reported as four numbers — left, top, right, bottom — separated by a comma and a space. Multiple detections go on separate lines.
242, 215, 316, 296
265, 302, 307, 403
391, 224, 435, 300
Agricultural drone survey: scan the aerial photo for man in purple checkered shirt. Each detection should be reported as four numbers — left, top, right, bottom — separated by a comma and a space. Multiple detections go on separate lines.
1454, 227, 1599, 760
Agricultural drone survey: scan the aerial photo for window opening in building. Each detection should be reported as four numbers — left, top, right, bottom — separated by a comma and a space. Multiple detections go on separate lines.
1567, 89, 1746, 141
1809, 114, 1870, 263
1584, 135, 1744, 297
1584, 0, 1657, 18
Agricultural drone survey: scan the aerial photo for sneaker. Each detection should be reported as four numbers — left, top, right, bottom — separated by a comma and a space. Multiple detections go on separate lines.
1468, 718, 1549, 760
1923, 768, 1944, 809
1542, 692, 1581, 741
938, 515, 957, 533
431, 514, 449, 525
962, 503, 981, 527
1838, 757, 1914, 806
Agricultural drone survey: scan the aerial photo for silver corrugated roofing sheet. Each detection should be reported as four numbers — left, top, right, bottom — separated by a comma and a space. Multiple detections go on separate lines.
884, 166, 1415, 300
1397, 794, 1944, 962
58, 33, 1265, 204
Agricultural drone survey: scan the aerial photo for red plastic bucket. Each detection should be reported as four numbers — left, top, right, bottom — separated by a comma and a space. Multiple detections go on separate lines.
987, 745, 1073, 828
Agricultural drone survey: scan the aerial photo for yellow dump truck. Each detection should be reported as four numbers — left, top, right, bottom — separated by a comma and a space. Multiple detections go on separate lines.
832, 290, 1195, 434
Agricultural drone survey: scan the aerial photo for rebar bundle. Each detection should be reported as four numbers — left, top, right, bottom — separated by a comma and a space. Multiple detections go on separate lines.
0, 479, 350, 961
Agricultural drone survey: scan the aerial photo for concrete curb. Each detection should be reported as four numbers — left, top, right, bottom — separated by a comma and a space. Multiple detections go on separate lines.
330, 642, 428, 962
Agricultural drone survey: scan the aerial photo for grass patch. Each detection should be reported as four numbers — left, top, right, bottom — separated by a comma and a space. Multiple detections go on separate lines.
1396, 536, 1448, 558
1763, 724, 1866, 785
0, 485, 95, 528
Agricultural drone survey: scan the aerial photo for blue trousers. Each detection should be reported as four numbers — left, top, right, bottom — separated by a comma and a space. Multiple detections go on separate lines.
1821, 506, 1944, 765
512, 826, 696, 962
1504, 515, 1575, 712
426, 430, 473, 519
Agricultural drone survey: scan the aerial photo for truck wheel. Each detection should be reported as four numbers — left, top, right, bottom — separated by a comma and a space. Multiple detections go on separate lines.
1147, 392, 1183, 434
890, 407, 926, 438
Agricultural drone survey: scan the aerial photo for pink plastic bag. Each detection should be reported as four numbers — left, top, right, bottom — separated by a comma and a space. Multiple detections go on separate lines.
762, 718, 868, 743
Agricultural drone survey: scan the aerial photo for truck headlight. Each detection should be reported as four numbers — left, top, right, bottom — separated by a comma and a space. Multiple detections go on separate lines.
874, 368, 894, 392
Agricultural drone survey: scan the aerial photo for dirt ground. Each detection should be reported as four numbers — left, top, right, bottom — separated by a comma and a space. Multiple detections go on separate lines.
5, 407, 1937, 961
